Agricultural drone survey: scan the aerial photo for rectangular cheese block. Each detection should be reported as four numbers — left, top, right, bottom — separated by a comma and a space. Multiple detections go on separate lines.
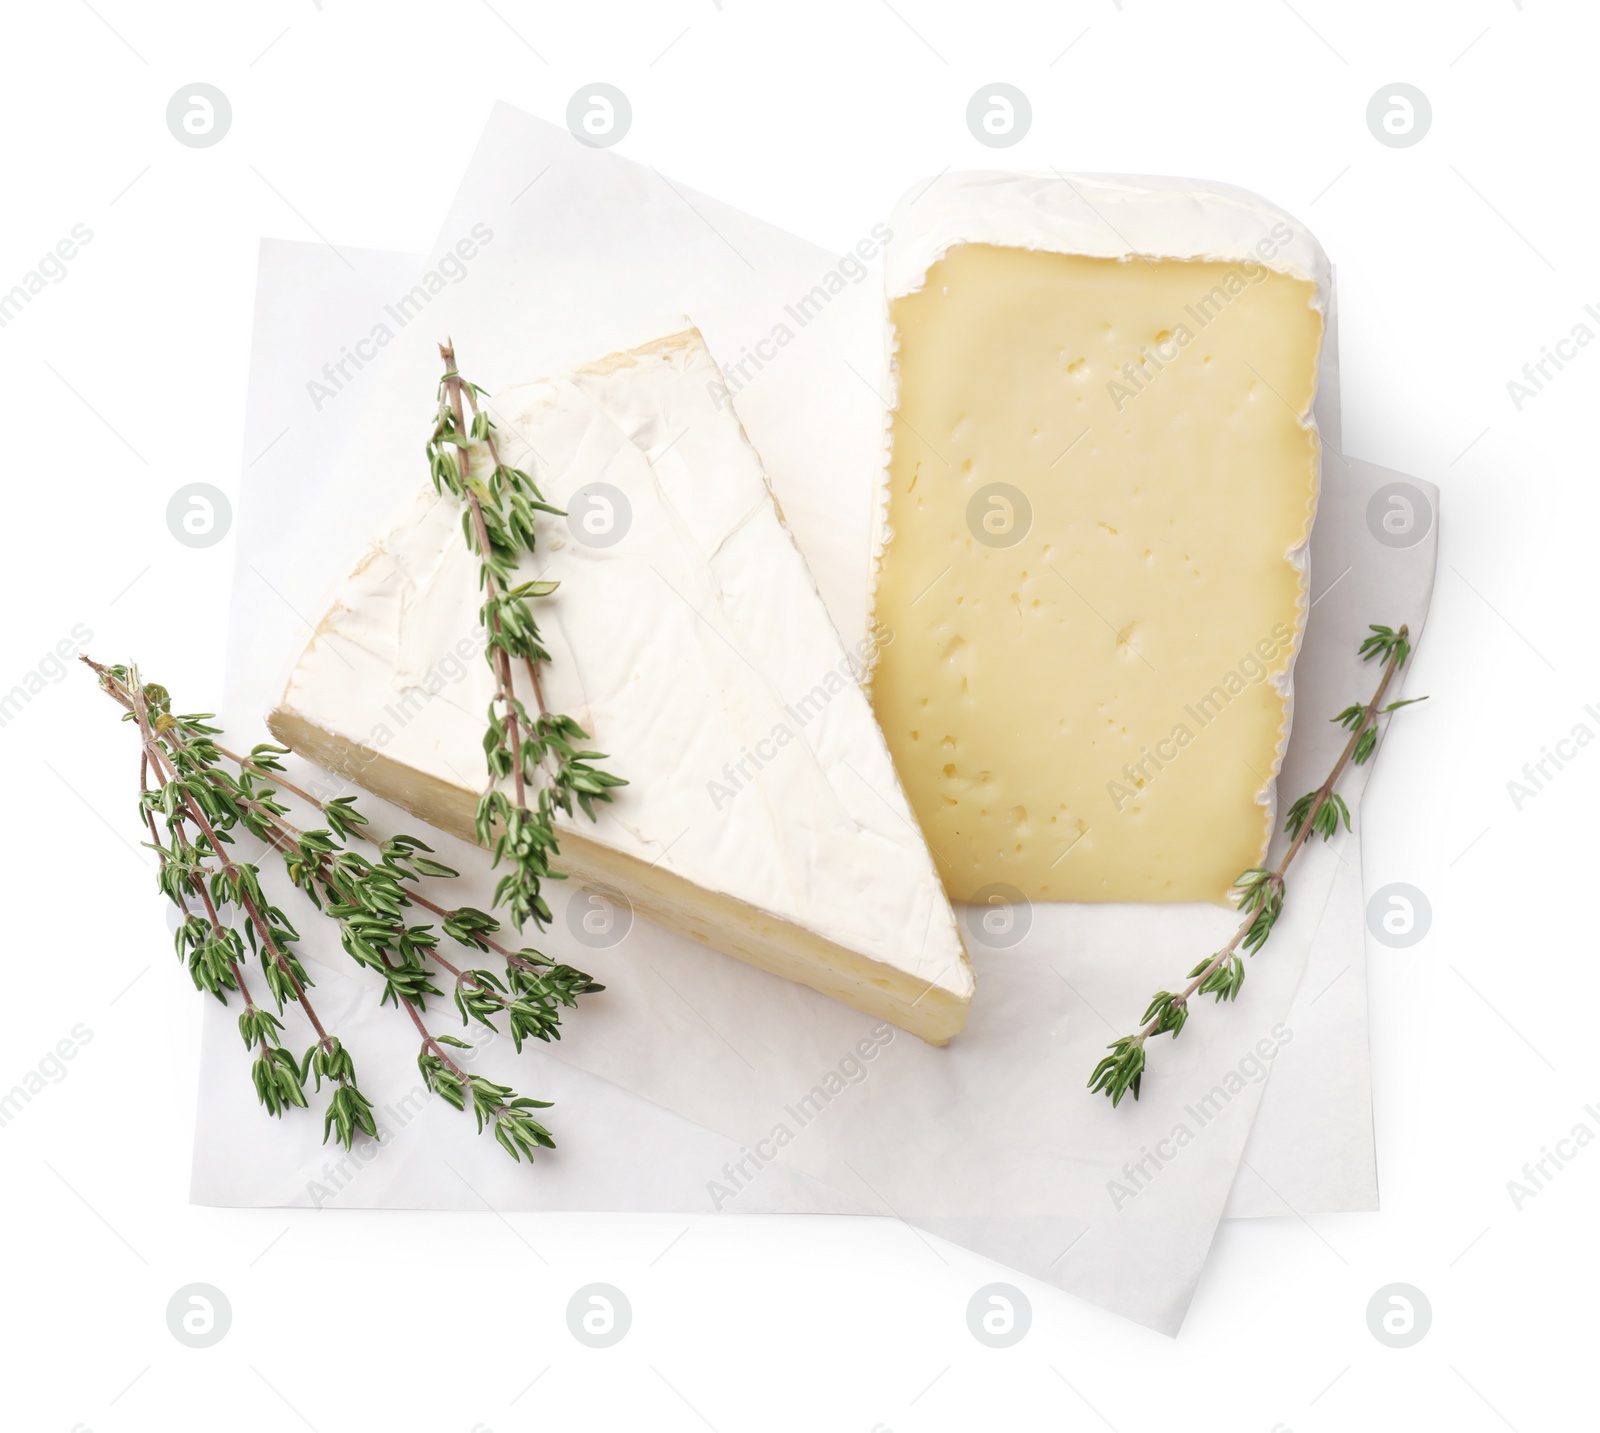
869, 174, 1328, 904
269, 327, 975, 1043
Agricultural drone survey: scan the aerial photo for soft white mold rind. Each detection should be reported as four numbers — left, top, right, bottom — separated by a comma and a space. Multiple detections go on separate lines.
271, 326, 976, 1035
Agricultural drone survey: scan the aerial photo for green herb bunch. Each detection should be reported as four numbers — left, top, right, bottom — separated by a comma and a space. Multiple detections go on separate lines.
1088, 624, 1425, 1106
426, 342, 627, 931
88, 658, 602, 1161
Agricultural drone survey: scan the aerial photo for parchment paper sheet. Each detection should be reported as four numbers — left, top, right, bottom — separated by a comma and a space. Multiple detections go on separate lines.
202, 105, 1437, 1333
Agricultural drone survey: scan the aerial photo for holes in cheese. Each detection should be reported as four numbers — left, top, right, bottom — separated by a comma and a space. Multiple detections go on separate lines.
871, 236, 1323, 904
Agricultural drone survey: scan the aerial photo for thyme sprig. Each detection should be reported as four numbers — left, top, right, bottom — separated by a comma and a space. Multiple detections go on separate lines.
89, 658, 601, 1160
427, 342, 626, 930
1088, 624, 1424, 1106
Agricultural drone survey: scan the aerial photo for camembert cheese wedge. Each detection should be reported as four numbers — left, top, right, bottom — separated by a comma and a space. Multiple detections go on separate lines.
869, 173, 1329, 905
270, 328, 975, 1044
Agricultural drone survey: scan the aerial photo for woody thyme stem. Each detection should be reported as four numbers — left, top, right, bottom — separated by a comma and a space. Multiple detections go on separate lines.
1139, 628, 1408, 1039
89, 657, 592, 1158
1088, 623, 1423, 1106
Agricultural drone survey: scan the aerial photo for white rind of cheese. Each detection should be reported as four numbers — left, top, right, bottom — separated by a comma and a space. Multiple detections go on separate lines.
868, 172, 1331, 877
882, 171, 1332, 301
269, 328, 975, 1044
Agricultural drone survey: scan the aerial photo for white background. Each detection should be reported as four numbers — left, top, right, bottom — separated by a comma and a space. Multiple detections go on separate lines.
0, 1, 1590, 1429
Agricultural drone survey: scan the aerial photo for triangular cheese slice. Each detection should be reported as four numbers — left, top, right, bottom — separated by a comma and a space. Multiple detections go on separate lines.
269, 328, 974, 1043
